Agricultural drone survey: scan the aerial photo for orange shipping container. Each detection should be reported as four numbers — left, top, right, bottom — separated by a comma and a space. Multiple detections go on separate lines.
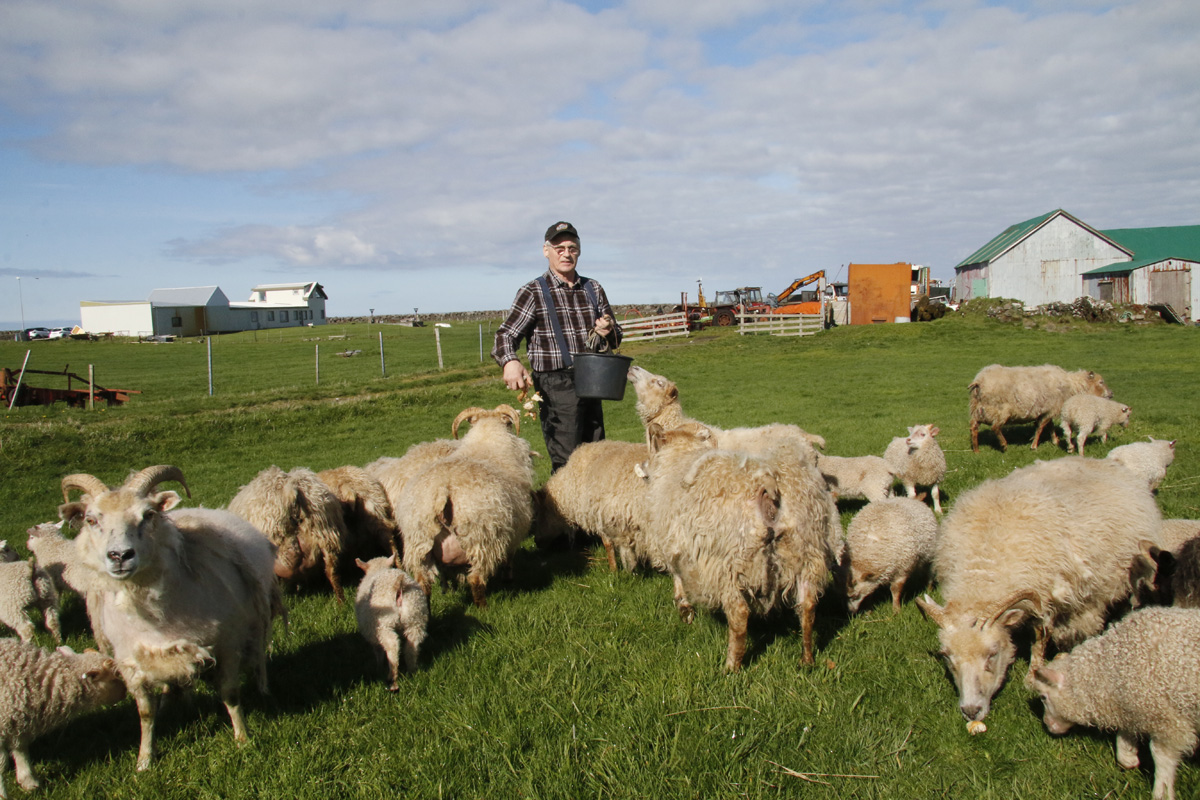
848, 263, 913, 325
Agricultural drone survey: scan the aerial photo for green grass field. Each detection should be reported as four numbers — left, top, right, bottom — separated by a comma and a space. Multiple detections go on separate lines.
1, 311, 1197, 799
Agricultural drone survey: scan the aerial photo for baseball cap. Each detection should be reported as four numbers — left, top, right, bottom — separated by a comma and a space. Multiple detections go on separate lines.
544, 221, 579, 242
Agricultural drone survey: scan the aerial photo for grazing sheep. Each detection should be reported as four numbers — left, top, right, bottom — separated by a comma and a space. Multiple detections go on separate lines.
883, 424, 947, 513
533, 439, 657, 572
228, 465, 351, 602
397, 405, 535, 607
968, 363, 1112, 452
1059, 394, 1131, 454
1107, 437, 1177, 492
1031, 607, 1200, 800
61, 465, 281, 771
628, 367, 843, 665
844, 498, 938, 614
317, 465, 401, 560
0, 549, 61, 644
643, 423, 781, 672
0, 640, 126, 798
916, 456, 1162, 723
354, 556, 429, 691
816, 454, 894, 503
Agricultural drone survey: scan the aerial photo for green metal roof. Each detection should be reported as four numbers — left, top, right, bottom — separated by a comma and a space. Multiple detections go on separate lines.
954, 209, 1062, 269
1082, 225, 1200, 276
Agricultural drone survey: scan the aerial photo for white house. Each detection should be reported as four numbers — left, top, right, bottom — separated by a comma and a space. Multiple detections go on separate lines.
954, 210, 1199, 321
79, 281, 328, 336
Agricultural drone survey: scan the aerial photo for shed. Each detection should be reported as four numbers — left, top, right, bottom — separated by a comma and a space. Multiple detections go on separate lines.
1083, 225, 1200, 320
848, 263, 913, 325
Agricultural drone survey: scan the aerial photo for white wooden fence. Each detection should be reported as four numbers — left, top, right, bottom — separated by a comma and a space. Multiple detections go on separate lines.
737, 312, 823, 337
619, 311, 690, 343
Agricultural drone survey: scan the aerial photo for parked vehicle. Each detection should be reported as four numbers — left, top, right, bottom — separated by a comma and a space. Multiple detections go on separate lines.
23, 327, 51, 340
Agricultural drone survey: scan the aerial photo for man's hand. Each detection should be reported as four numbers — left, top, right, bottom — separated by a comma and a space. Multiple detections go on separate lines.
502, 359, 533, 391
593, 314, 614, 337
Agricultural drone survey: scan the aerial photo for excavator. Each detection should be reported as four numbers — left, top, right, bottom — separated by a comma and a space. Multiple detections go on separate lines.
768, 270, 827, 314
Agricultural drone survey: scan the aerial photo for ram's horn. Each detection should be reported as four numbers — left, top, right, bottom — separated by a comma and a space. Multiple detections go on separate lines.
495, 404, 520, 434
127, 465, 191, 498
451, 408, 487, 439
61, 473, 110, 502
984, 589, 1044, 627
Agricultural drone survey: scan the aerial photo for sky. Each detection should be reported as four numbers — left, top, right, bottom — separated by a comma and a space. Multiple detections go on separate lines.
2, 0, 1198, 327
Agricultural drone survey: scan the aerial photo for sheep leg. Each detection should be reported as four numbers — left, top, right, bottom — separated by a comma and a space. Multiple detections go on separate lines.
10, 746, 40, 792
401, 634, 421, 674
1149, 739, 1182, 800
324, 558, 345, 604
379, 629, 402, 691
1116, 733, 1141, 769
724, 595, 750, 672
797, 580, 818, 666
1076, 432, 1087, 455
1031, 415, 1056, 449
992, 423, 1009, 452
970, 420, 980, 453
467, 571, 488, 608
133, 686, 160, 771
42, 605, 62, 644
672, 575, 695, 624
600, 536, 618, 572
889, 577, 907, 614
930, 484, 942, 515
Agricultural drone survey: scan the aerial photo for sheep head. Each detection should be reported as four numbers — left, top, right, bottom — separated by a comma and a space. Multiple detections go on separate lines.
58, 465, 191, 583
917, 590, 1044, 722
451, 404, 520, 438
628, 366, 679, 425
1082, 370, 1113, 399
1029, 664, 1075, 735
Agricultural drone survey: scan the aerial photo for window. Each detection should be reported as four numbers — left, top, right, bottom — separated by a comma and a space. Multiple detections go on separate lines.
171, 316, 182, 327
267, 311, 275, 321
281, 310, 289, 322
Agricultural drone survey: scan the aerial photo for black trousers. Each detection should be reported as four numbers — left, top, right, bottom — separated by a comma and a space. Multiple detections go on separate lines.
532, 369, 605, 472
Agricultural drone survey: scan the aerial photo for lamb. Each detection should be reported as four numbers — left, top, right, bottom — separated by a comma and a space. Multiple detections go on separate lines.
642, 423, 781, 671
1107, 437, 1176, 492
916, 456, 1162, 723
354, 556, 429, 691
968, 363, 1112, 452
0, 640, 126, 798
533, 439, 657, 572
396, 405, 535, 607
815, 454, 894, 503
1031, 607, 1200, 800
844, 498, 938, 614
24, 521, 92, 597
882, 424, 947, 513
317, 465, 401, 560
60, 465, 281, 771
228, 465, 351, 602
1059, 394, 1131, 454
0, 545, 61, 644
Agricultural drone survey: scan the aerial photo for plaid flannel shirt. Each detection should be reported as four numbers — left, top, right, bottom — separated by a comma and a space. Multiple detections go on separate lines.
492, 270, 621, 372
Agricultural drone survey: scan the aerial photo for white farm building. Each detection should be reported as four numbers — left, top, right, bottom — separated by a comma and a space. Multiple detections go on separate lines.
954, 210, 1200, 321
79, 282, 328, 337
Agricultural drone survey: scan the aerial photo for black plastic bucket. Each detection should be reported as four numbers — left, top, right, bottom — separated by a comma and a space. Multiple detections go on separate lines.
574, 353, 634, 400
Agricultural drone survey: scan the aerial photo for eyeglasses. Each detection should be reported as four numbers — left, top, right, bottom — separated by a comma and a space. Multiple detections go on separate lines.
551, 245, 580, 257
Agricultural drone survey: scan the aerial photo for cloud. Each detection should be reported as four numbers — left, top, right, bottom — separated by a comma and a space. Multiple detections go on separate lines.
168, 224, 388, 267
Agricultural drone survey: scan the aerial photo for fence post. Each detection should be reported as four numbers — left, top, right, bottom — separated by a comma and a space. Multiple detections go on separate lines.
88, 365, 94, 411
479, 324, 483, 362
379, 332, 386, 377
315, 344, 320, 385
207, 337, 213, 396
435, 327, 444, 370
6, 349, 31, 412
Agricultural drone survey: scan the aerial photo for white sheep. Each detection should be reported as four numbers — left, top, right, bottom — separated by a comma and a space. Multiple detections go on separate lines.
354, 555, 429, 691
968, 363, 1112, 452
815, 454, 894, 503
317, 465, 401, 560
628, 367, 843, 665
396, 405, 534, 607
1031, 607, 1200, 800
1059, 394, 1131, 454
60, 465, 282, 771
917, 456, 1163, 723
1107, 437, 1176, 492
365, 439, 460, 513
643, 423, 781, 672
844, 498, 938, 614
0, 547, 61, 644
228, 465, 351, 602
0, 640, 126, 798
25, 521, 92, 597
883, 424, 947, 513
533, 439, 657, 572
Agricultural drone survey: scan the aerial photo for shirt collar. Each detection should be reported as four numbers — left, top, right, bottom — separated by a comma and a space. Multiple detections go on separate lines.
545, 269, 582, 289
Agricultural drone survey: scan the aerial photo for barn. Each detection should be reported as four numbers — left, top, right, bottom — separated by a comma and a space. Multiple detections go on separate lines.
953, 209, 1200, 321
79, 281, 328, 336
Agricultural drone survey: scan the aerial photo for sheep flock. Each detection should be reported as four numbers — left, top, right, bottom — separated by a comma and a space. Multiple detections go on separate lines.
1, 356, 1195, 799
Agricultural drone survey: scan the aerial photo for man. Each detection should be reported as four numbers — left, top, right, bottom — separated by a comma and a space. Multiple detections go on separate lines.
492, 221, 621, 472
